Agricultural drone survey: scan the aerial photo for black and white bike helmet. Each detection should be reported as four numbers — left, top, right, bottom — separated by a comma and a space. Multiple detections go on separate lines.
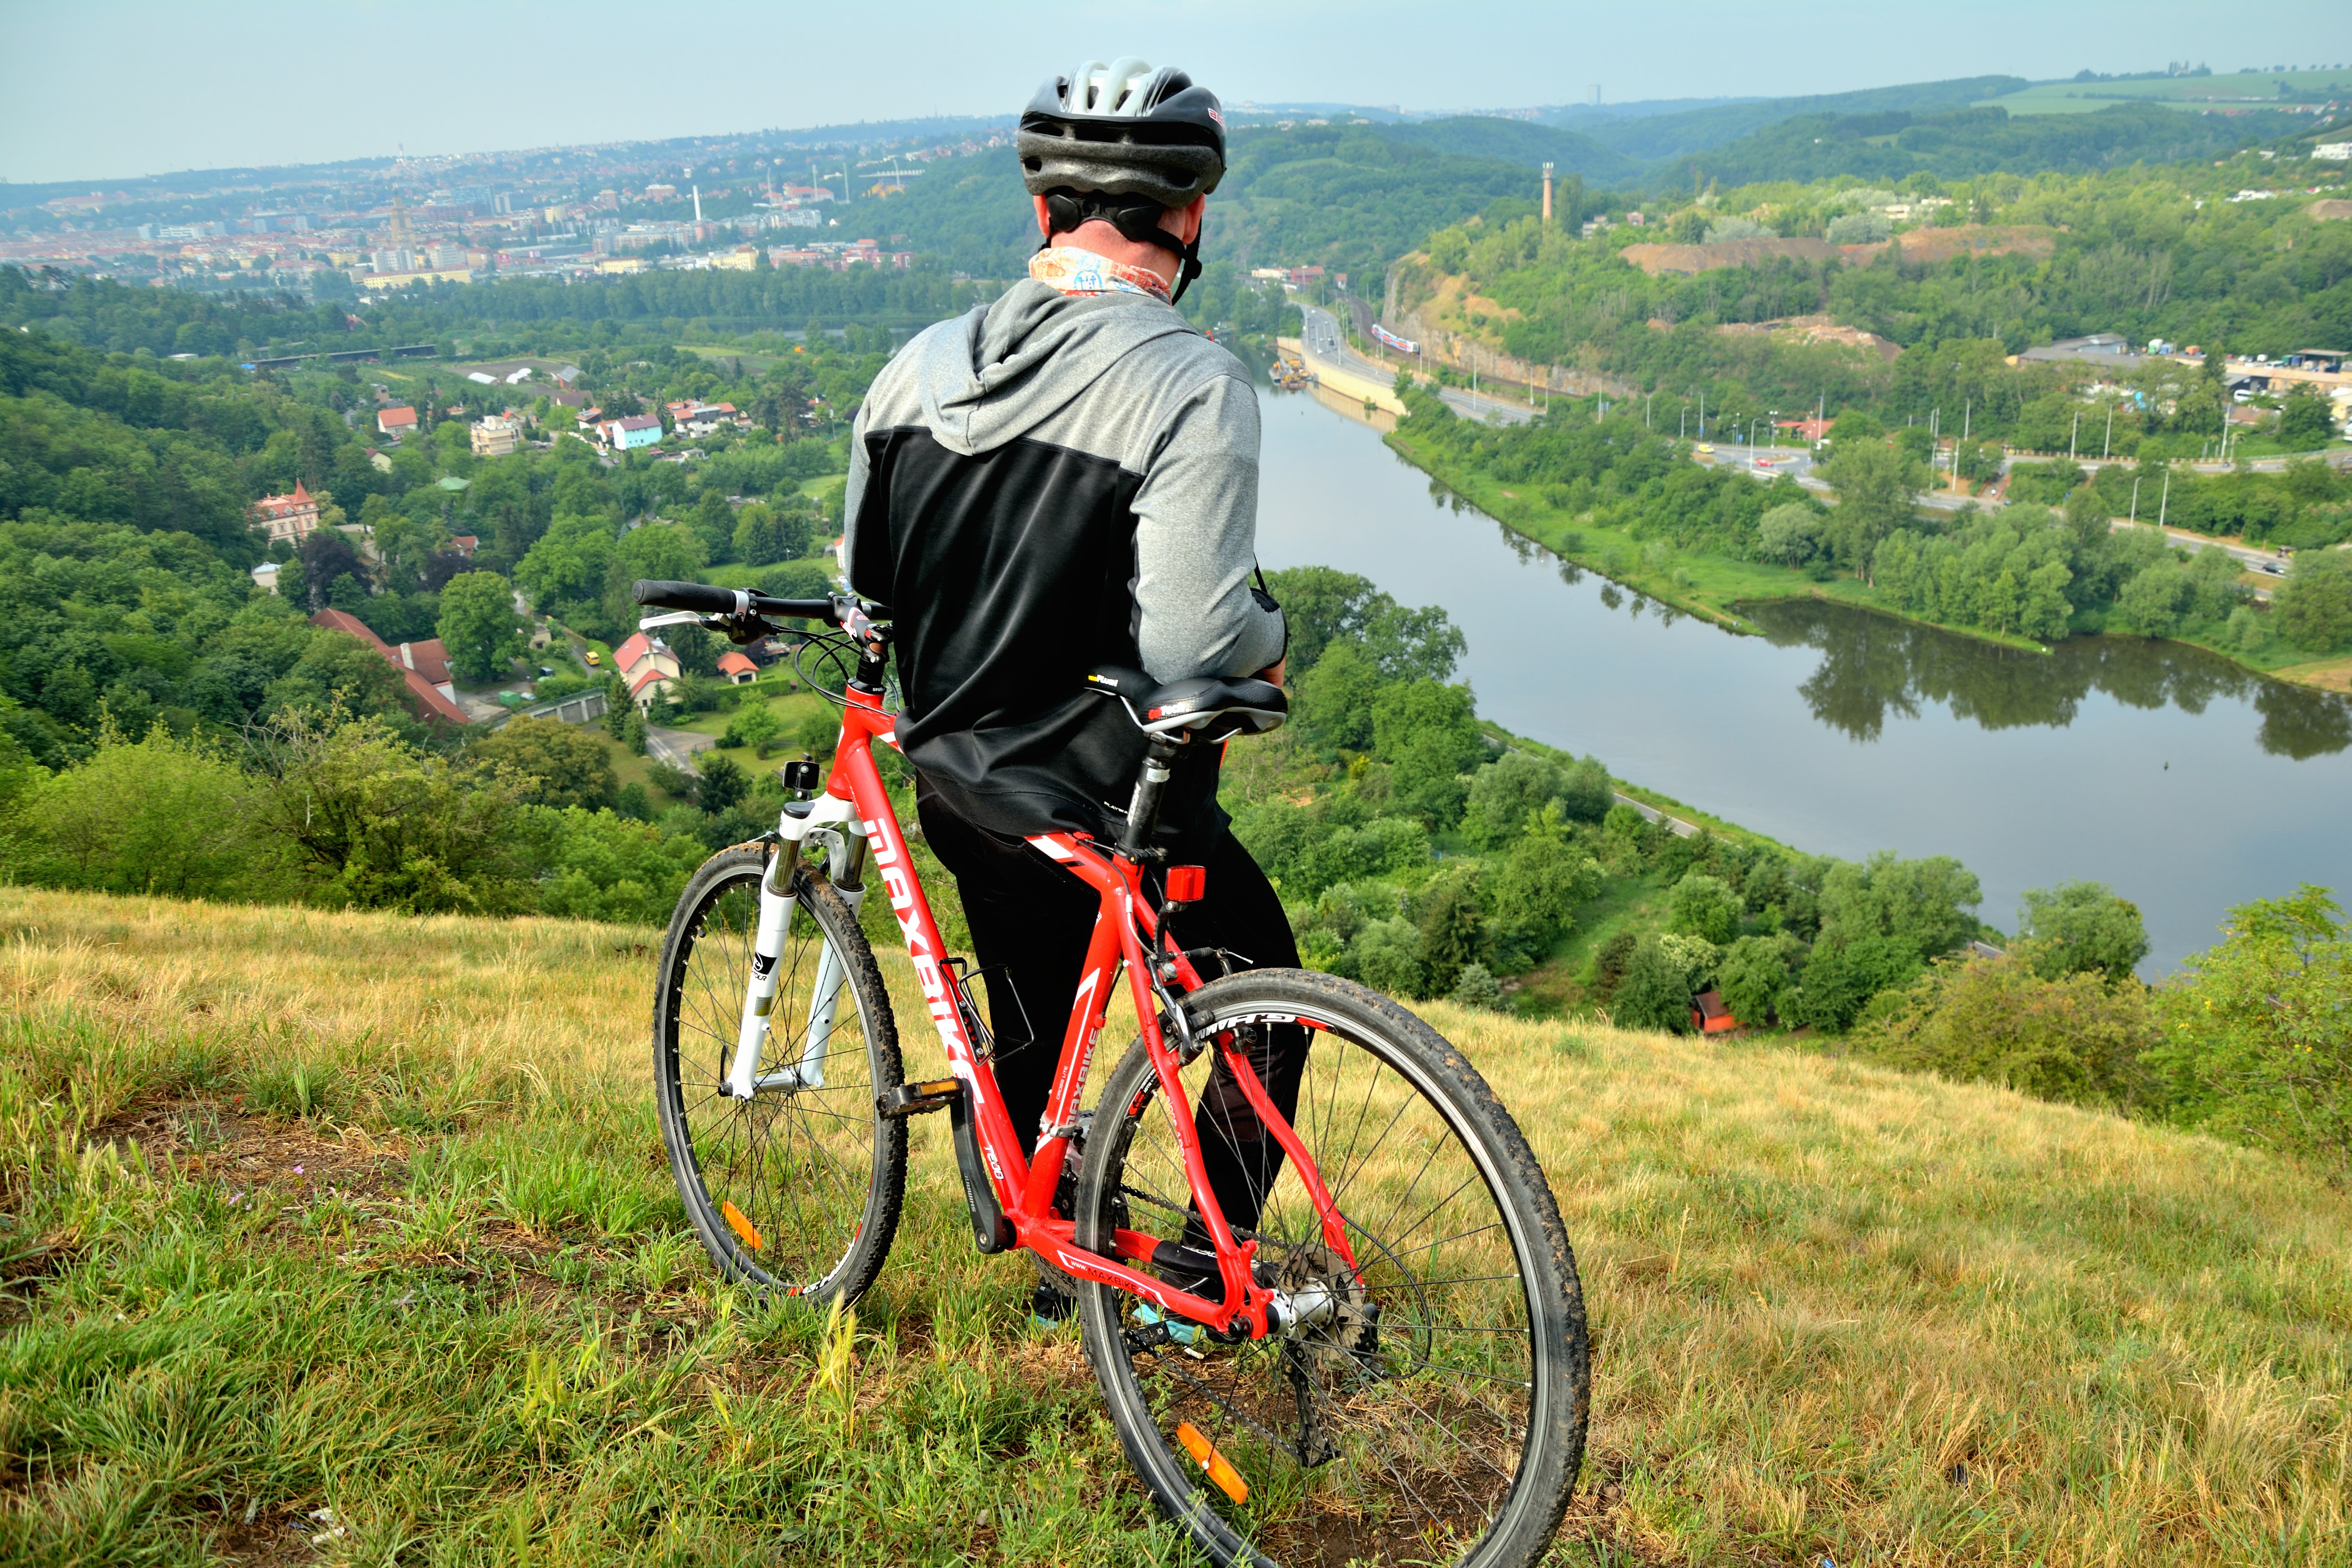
1017, 58, 1226, 303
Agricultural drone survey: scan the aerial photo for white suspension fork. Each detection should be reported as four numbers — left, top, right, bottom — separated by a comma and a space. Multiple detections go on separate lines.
724, 798, 866, 1099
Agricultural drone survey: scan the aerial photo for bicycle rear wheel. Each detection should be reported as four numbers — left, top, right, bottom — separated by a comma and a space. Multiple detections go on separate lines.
654, 845, 905, 1304
1074, 969, 1587, 1568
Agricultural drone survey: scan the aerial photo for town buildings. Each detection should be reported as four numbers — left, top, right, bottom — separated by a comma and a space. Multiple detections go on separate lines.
470, 414, 523, 458
246, 479, 321, 544
308, 609, 470, 725
599, 414, 663, 452
377, 406, 418, 438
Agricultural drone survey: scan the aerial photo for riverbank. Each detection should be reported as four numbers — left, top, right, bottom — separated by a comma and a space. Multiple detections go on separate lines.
1380, 421, 2347, 691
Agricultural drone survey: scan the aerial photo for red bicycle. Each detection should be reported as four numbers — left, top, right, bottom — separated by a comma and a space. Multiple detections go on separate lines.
633, 579, 1589, 1568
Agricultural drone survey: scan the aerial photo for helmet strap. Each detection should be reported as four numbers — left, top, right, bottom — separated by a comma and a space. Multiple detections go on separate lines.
1040, 189, 1200, 306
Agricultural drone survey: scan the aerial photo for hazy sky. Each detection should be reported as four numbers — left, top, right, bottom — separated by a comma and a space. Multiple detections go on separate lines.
5, 0, 2349, 186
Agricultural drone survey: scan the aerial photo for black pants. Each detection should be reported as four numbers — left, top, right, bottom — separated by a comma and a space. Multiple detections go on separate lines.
915, 777, 1309, 1236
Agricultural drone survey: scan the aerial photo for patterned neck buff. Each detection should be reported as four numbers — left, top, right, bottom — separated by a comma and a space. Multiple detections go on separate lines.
1028, 244, 1172, 303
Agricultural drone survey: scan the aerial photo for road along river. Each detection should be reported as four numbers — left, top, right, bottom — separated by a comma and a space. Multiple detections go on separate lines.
1248, 384, 2352, 974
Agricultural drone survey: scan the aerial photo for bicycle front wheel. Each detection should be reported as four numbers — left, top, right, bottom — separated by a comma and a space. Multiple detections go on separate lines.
654, 845, 905, 1305
1074, 969, 1588, 1568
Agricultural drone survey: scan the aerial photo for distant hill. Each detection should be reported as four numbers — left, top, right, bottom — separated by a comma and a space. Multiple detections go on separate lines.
1666, 100, 2307, 188
1374, 118, 1642, 183
1577, 75, 2030, 162
833, 123, 1555, 280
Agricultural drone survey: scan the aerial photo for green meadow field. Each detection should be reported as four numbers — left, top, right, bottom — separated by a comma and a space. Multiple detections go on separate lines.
4, 887, 2348, 1564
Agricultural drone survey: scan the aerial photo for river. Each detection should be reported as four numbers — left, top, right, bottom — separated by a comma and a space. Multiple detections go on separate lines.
1249, 386, 2352, 974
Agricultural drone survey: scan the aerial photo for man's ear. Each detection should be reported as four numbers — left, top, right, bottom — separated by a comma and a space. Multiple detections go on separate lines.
1034, 194, 1056, 239
1165, 196, 1207, 245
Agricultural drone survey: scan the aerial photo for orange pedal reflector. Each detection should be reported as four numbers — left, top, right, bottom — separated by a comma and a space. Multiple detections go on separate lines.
720, 1200, 764, 1252
1174, 1421, 1249, 1504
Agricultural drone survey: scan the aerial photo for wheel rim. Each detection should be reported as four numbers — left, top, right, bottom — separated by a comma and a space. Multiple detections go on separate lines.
664, 871, 881, 1295
1092, 1005, 1544, 1566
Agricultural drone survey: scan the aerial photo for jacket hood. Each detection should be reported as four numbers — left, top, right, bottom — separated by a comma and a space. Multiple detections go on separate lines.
912, 278, 1199, 457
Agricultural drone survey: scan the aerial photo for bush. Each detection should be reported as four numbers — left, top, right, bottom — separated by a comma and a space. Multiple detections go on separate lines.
1450, 962, 1508, 1011
533, 806, 707, 925
721, 705, 786, 756
3, 723, 295, 901
2145, 885, 2352, 1169
254, 711, 534, 915
1612, 936, 1693, 1033
1857, 949, 2156, 1107
1488, 830, 1602, 948
1354, 917, 1428, 999
695, 753, 749, 814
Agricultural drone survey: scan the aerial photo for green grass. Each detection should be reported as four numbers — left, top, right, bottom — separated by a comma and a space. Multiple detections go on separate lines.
8, 888, 2348, 1563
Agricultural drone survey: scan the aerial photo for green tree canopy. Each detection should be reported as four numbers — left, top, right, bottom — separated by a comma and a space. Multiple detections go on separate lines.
436, 571, 526, 687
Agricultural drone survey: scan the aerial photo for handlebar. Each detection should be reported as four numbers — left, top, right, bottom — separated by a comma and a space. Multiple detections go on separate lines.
631, 579, 838, 625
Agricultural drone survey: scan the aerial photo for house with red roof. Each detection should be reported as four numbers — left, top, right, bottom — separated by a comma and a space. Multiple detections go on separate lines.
716, 650, 759, 685
309, 609, 470, 724
613, 630, 683, 711
377, 405, 419, 437
248, 479, 322, 544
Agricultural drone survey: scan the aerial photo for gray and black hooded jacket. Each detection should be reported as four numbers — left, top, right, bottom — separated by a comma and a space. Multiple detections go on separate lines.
842, 278, 1285, 844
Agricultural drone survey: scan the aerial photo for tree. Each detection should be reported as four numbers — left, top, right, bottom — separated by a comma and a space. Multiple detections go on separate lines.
2274, 551, 2352, 653
2111, 561, 2186, 640
1411, 862, 1486, 997
602, 522, 704, 640
1488, 829, 1602, 946
2017, 880, 2149, 981
695, 751, 749, 814
1755, 502, 1820, 566
1371, 682, 1486, 827
1461, 750, 1565, 847
1715, 936, 1790, 1027
468, 715, 617, 810
1293, 641, 1382, 752
734, 502, 813, 566
266, 631, 416, 724
437, 571, 526, 686
1818, 441, 1926, 578
2277, 383, 2336, 451
722, 704, 786, 757
2146, 885, 2352, 1171
297, 527, 367, 613
1669, 871, 1742, 945
1259, 566, 1464, 680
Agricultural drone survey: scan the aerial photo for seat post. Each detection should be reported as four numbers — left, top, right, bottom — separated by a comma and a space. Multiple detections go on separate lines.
1118, 737, 1183, 860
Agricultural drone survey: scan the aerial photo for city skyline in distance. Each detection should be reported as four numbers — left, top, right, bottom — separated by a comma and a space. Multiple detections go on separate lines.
5, 0, 2349, 187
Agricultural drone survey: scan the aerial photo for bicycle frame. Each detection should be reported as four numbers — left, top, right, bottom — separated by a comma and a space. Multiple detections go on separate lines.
733, 679, 1356, 1341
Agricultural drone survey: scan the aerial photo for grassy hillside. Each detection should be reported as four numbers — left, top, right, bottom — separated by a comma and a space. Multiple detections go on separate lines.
5, 887, 2349, 1563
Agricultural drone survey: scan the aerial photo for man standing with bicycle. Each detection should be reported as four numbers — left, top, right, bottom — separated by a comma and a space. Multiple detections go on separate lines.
841, 59, 1303, 1321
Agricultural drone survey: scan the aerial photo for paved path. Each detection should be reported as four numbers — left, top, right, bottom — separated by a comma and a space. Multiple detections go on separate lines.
644, 725, 714, 776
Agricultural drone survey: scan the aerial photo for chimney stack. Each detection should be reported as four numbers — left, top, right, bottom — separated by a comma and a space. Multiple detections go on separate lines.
1542, 162, 1555, 225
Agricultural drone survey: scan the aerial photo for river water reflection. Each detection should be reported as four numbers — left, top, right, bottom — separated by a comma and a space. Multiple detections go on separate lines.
1249, 387, 2352, 973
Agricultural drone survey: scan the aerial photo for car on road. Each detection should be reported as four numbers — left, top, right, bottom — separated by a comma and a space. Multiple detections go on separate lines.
585, 650, 601, 666
1754, 457, 1774, 468
1696, 443, 1715, 455
2258, 561, 2285, 575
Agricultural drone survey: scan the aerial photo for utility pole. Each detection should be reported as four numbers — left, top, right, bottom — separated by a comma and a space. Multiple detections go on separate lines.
2129, 474, 2141, 522
2103, 399, 2113, 459
2158, 466, 2171, 528
1698, 388, 1704, 437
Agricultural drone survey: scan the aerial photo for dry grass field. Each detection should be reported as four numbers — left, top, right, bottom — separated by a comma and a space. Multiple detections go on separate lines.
3, 886, 2348, 1564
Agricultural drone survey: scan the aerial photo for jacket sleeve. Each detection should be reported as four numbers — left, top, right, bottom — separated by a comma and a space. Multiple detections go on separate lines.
838, 399, 873, 592
1130, 369, 1287, 681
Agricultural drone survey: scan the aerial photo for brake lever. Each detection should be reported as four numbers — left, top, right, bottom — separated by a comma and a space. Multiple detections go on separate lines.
635, 609, 780, 646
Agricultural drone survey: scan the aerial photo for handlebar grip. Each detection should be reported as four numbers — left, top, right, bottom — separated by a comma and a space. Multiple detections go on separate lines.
760, 598, 838, 622
632, 579, 740, 613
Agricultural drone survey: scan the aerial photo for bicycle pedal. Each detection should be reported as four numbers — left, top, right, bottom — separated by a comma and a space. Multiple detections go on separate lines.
875, 1078, 961, 1118
1134, 1303, 1207, 1349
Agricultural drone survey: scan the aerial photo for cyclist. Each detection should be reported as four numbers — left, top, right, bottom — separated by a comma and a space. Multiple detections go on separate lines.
841, 58, 1304, 1321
